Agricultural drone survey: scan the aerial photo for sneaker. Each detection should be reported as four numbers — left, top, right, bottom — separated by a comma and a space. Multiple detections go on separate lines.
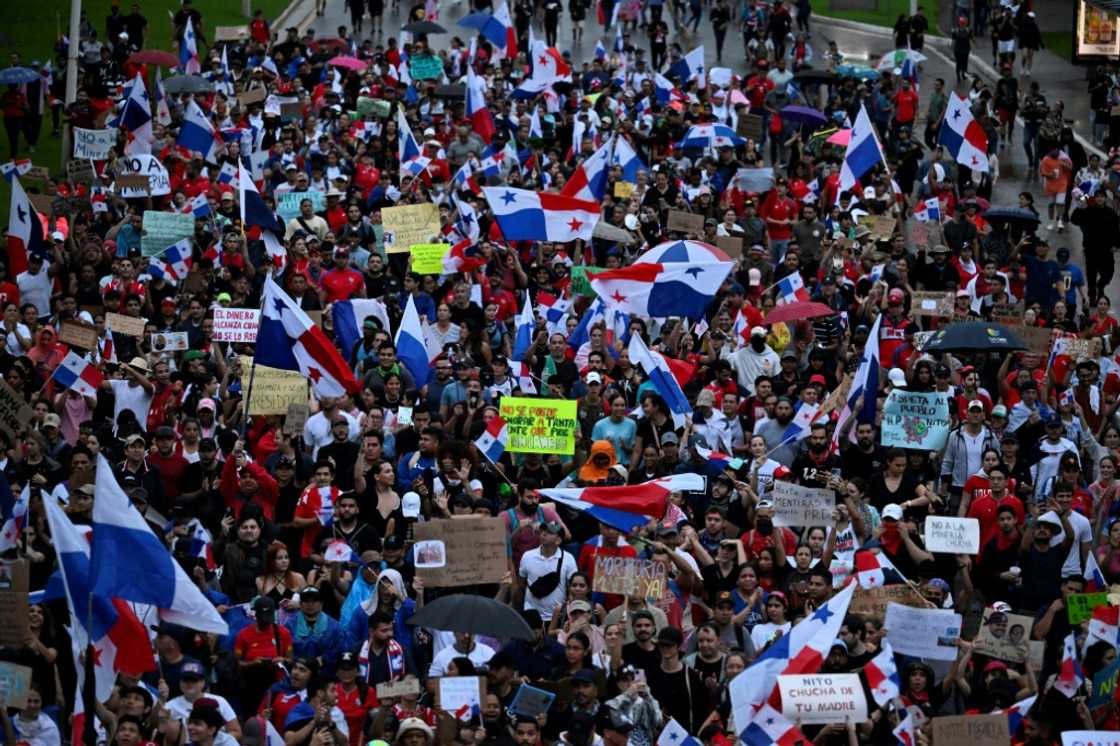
1057, 220, 1065, 232
1047, 222, 1056, 230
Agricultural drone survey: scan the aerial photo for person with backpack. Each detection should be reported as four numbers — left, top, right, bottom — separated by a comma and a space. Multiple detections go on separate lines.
516, 521, 578, 622
502, 478, 569, 569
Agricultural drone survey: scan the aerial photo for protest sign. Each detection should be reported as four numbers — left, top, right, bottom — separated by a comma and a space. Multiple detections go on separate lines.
73, 127, 117, 160
0, 662, 31, 708
881, 389, 951, 450
509, 684, 557, 718
569, 266, 602, 297
283, 404, 311, 437
214, 25, 249, 41
244, 356, 309, 415
1068, 592, 1110, 624
413, 517, 507, 587
932, 714, 1010, 746
437, 676, 485, 713
0, 561, 29, 646
116, 154, 171, 196
237, 87, 267, 106
277, 189, 326, 222
770, 481, 834, 527
923, 516, 980, 554
0, 382, 34, 440
972, 607, 1033, 663
213, 308, 261, 343
410, 243, 450, 275
778, 674, 867, 725
382, 203, 440, 253
376, 677, 421, 699
59, 319, 99, 350
613, 181, 635, 198
115, 174, 150, 193
1090, 658, 1120, 709
1062, 734, 1120, 746
67, 159, 95, 185
25, 166, 49, 183
738, 113, 764, 141
910, 291, 954, 318
850, 584, 927, 619
883, 603, 961, 661
498, 397, 579, 454
990, 303, 1025, 325
105, 312, 147, 338
152, 332, 189, 352
142, 210, 196, 255
414, 540, 447, 568
410, 54, 443, 80
858, 214, 896, 240
716, 236, 744, 258
29, 194, 55, 215
909, 222, 929, 247
592, 556, 669, 599
1015, 324, 1053, 355
666, 209, 705, 235
733, 167, 775, 193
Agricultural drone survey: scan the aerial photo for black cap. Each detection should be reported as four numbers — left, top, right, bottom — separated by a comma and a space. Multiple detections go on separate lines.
188, 699, 226, 729
384, 534, 404, 550
252, 596, 276, 614
199, 437, 218, 452
299, 585, 322, 600
338, 651, 358, 668
572, 668, 597, 684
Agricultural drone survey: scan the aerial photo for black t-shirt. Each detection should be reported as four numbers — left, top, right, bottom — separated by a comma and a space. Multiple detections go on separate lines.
313, 520, 382, 557
647, 665, 708, 734
790, 450, 842, 488
621, 642, 661, 675
842, 444, 886, 479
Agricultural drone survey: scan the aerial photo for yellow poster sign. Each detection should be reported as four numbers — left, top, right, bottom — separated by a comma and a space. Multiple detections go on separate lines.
244, 356, 310, 415
382, 203, 440, 254
498, 397, 578, 454
410, 243, 450, 275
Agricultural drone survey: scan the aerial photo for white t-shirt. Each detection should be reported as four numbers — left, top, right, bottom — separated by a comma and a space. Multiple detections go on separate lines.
427, 640, 496, 678
17, 267, 52, 318
518, 546, 578, 621
303, 410, 361, 459
750, 621, 791, 651
1049, 510, 1094, 577
166, 693, 238, 746
109, 378, 153, 431
13, 712, 60, 746
5, 322, 30, 356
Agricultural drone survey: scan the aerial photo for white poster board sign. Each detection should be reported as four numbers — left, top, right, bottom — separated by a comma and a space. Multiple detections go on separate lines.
1062, 734, 1120, 746
777, 674, 868, 725
73, 128, 117, 160
771, 481, 834, 527
924, 516, 980, 554
117, 155, 171, 197
884, 603, 962, 661
213, 308, 261, 343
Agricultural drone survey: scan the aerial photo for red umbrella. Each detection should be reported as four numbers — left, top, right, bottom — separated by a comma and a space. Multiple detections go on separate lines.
128, 49, 180, 67
328, 55, 369, 72
763, 301, 837, 326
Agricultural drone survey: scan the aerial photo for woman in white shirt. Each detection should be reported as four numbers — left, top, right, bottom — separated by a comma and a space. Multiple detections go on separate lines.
750, 591, 792, 652
425, 302, 461, 355
747, 435, 782, 499
3, 302, 31, 357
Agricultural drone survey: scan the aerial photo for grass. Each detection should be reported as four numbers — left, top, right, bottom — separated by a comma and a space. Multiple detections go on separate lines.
3, 0, 289, 223
1041, 30, 1073, 61
815, 0, 943, 36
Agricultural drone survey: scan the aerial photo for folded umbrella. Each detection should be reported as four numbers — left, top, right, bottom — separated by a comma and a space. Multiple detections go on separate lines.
127, 49, 180, 67
922, 322, 1026, 352
764, 301, 837, 326
779, 105, 827, 128
405, 594, 535, 640
328, 55, 368, 72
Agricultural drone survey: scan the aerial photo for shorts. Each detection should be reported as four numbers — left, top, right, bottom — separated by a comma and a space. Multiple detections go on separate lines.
997, 107, 1014, 124
1052, 191, 1067, 205
998, 39, 1016, 54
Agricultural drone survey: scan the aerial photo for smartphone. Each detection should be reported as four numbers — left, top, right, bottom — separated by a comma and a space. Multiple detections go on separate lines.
398, 406, 413, 426
634, 669, 646, 684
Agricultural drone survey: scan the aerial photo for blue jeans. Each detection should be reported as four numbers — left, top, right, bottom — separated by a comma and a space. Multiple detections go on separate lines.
771, 239, 790, 264
1022, 121, 1041, 169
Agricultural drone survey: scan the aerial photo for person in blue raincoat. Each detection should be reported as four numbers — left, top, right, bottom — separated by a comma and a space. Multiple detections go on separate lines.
345, 568, 419, 659
283, 585, 351, 678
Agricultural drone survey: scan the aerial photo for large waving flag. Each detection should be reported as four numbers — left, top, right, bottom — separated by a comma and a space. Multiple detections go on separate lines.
1088, 605, 1119, 650
1084, 552, 1107, 593
483, 186, 600, 242
52, 352, 105, 398
394, 294, 433, 387
179, 17, 201, 73
863, 641, 900, 706
511, 291, 535, 360
591, 260, 733, 320
7, 176, 44, 275
537, 474, 705, 533
629, 335, 693, 427
153, 69, 171, 125
475, 416, 509, 464
398, 109, 432, 176
611, 135, 646, 183
839, 104, 885, 194
657, 719, 702, 746
528, 38, 572, 84
459, 0, 518, 60
1053, 632, 1084, 698
914, 197, 941, 223
666, 45, 705, 85
333, 298, 391, 356
148, 237, 193, 284
537, 292, 570, 335
938, 93, 989, 173
775, 272, 810, 305
257, 275, 360, 397
239, 161, 286, 270
741, 705, 807, 746
561, 137, 613, 201
90, 454, 228, 633
114, 72, 153, 155
833, 312, 882, 452
731, 582, 855, 736
853, 549, 909, 588
653, 73, 685, 106
466, 67, 496, 144
176, 100, 218, 162
43, 492, 155, 698
781, 401, 820, 444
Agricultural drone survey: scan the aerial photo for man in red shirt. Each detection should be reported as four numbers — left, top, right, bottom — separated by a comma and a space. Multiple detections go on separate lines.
578, 522, 638, 609
760, 178, 798, 263
320, 247, 366, 303
149, 425, 190, 501
894, 79, 919, 131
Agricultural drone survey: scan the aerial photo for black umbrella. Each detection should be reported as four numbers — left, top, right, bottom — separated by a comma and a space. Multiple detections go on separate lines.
982, 206, 1041, 226
793, 68, 838, 86
434, 84, 465, 99
405, 594, 535, 640
922, 322, 1027, 352
403, 20, 447, 34
162, 74, 214, 94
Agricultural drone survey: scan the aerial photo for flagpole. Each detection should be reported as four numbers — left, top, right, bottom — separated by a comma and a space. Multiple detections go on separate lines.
240, 293, 267, 439
81, 591, 96, 746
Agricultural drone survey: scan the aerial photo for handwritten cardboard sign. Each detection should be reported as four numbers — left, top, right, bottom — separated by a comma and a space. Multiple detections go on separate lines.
73, 127, 117, 160
375, 677, 421, 699
910, 291, 955, 318
770, 481, 834, 527
0, 561, 30, 647
25, 166, 50, 183
613, 181, 635, 199
778, 673, 867, 725
59, 319, 99, 350
716, 236, 744, 258
932, 713, 1010, 746
142, 210, 196, 256
115, 173, 150, 193
972, 607, 1033, 663
237, 87, 267, 107
923, 516, 980, 554
0, 662, 31, 708
884, 602, 961, 661
382, 203, 440, 253
66, 159, 96, 184
413, 517, 507, 587
666, 209, 705, 236
283, 403, 311, 437
738, 113, 764, 141
498, 397, 578, 454
117, 154, 170, 196
990, 303, 1024, 325
213, 25, 249, 41
105, 312, 148, 338
213, 308, 260, 343
243, 356, 309, 416
592, 555, 669, 600
409, 243, 450, 275
850, 584, 927, 619
436, 676, 486, 713
0, 382, 34, 440
509, 684, 557, 718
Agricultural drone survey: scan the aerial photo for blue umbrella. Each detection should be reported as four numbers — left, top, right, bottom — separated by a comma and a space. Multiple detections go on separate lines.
780, 105, 828, 128
982, 206, 1040, 226
922, 322, 1027, 352
0, 67, 39, 85
677, 123, 746, 149
835, 64, 880, 81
